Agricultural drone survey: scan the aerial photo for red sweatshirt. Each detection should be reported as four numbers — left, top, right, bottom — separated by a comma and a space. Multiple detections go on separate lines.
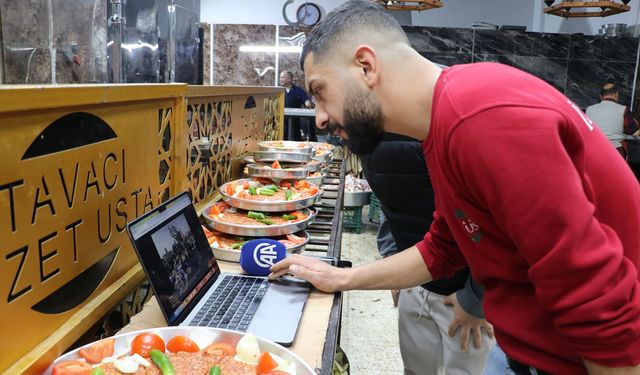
417, 63, 640, 374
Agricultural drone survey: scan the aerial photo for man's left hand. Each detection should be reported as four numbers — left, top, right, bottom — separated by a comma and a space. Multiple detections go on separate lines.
443, 293, 495, 352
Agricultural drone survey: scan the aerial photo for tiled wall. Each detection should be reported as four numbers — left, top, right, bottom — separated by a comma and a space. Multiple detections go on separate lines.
211, 24, 307, 87
210, 24, 639, 109
404, 26, 640, 109
0, 0, 108, 84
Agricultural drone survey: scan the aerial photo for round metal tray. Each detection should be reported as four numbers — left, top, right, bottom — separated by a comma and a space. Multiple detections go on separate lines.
305, 172, 326, 186
45, 326, 315, 375
312, 151, 333, 163
308, 141, 336, 153
258, 140, 314, 155
247, 163, 319, 179
253, 150, 312, 164
210, 230, 310, 262
344, 190, 372, 207
204, 206, 316, 236
220, 178, 320, 212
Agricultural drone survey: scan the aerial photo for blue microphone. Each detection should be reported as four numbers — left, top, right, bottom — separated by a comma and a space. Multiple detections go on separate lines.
239, 239, 287, 276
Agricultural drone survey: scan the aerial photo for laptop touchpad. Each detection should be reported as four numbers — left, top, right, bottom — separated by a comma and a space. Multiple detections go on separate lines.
247, 282, 309, 347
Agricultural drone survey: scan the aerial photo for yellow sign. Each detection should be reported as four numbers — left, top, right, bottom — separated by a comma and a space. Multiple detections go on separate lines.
0, 85, 185, 373
0, 84, 282, 374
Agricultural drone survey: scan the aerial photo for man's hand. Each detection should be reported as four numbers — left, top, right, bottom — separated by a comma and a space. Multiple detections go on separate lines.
269, 254, 347, 293
443, 292, 494, 352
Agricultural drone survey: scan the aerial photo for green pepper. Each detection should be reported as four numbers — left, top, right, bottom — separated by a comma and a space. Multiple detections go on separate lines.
262, 184, 279, 192
230, 242, 245, 249
149, 349, 176, 375
248, 186, 257, 195
258, 188, 275, 196
209, 365, 221, 375
257, 218, 274, 225
285, 189, 293, 201
248, 211, 266, 220
90, 368, 105, 375
282, 214, 297, 220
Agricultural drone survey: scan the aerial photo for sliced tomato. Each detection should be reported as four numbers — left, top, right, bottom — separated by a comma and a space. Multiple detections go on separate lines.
255, 177, 274, 185
242, 181, 250, 189
51, 361, 92, 375
290, 211, 307, 221
256, 352, 278, 374
307, 186, 319, 196
278, 240, 296, 248
208, 204, 221, 216
78, 337, 114, 364
271, 160, 281, 169
131, 332, 165, 357
166, 335, 200, 353
204, 342, 237, 356
226, 183, 236, 196
293, 180, 309, 189
286, 233, 305, 244
279, 181, 292, 189
202, 225, 214, 238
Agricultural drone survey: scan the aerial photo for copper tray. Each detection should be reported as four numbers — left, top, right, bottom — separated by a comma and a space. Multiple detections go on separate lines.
220, 178, 320, 212
45, 326, 315, 375
203, 206, 316, 237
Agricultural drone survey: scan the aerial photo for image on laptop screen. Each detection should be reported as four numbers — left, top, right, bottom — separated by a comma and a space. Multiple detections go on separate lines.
128, 193, 220, 324
150, 214, 208, 310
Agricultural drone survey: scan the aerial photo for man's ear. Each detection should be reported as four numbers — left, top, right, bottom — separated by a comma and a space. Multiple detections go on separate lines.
353, 45, 379, 88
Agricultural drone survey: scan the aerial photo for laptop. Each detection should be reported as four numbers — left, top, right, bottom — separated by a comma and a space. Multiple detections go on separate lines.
126, 191, 310, 346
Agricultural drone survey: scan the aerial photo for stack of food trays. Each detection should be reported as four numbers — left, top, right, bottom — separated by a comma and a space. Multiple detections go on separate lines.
245, 140, 332, 185
203, 175, 321, 262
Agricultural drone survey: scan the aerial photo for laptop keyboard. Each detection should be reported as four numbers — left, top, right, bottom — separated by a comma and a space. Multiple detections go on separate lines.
192, 276, 268, 331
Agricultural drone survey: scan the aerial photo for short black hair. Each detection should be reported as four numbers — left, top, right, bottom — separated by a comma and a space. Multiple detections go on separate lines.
601, 82, 619, 97
300, 0, 409, 70
282, 70, 294, 80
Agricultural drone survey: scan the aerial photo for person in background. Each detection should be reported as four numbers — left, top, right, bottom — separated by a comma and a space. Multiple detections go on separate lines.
270, 1, 640, 374
362, 133, 494, 375
585, 82, 640, 158
280, 70, 315, 141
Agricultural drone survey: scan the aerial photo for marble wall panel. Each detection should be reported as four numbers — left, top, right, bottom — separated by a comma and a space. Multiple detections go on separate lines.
213, 24, 276, 86
567, 60, 637, 108
514, 32, 570, 59
57, 0, 107, 83
3, 47, 51, 83
1, 0, 107, 84
419, 52, 472, 67
513, 56, 567, 93
203, 23, 211, 84
404, 25, 638, 108
472, 53, 516, 66
599, 36, 639, 62
1, 0, 51, 83
279, 25, 307, 87
473, 29, 519, 56
569, 34, 638, 62
403, 26, 473, 54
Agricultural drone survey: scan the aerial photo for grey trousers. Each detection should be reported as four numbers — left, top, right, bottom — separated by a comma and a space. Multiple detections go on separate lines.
398, 287, 495, 375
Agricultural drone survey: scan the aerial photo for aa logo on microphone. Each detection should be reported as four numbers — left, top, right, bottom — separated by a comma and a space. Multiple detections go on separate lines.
253, 242, 280, 267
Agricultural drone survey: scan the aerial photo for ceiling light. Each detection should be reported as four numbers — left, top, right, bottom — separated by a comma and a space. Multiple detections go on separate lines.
544, 0, 630, 18
373, 0, 443, 11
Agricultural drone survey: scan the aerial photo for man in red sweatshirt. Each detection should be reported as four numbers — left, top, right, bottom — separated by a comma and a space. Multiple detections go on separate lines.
269, 1, 640, 374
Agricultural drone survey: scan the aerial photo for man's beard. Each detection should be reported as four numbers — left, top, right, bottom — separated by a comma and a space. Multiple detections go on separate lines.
334, 86, 385, 155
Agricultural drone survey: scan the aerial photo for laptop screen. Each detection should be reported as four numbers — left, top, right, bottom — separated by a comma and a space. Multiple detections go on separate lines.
127, 192, 220, 324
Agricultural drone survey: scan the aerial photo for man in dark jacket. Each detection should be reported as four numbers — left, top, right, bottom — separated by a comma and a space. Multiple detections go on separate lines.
361, 133, 494, 374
